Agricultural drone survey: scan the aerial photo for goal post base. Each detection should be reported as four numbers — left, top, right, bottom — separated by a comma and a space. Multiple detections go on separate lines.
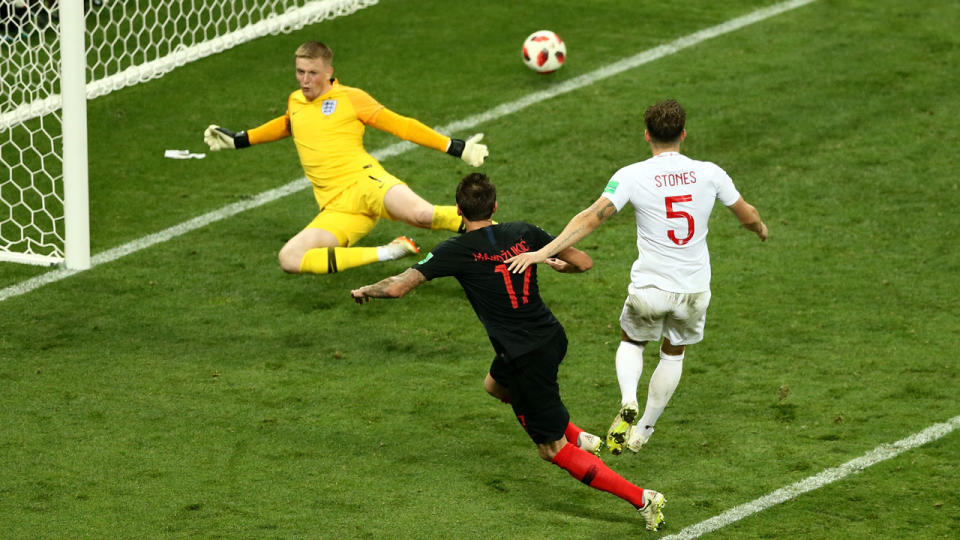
0, 252, 63, 267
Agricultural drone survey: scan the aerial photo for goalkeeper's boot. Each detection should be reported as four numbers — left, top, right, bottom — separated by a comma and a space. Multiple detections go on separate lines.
576, 431, 604, 457
624, 424, 654, 453
638, 489, 666, 531
605, 401, 639, 455
379, 236, 420, 261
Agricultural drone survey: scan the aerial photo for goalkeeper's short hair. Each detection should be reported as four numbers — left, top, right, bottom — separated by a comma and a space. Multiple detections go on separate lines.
296, 41, 333, 63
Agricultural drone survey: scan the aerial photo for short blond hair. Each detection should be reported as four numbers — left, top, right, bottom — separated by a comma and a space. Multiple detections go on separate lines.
295, 41, 333, 63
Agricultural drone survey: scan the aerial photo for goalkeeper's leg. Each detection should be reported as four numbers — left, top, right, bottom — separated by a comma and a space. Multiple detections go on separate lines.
382, 183, 463, 233
279, 215, 417, 275
294, 238, 418, 274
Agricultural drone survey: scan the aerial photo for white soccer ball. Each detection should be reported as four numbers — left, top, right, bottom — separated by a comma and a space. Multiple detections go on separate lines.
522, 30, 566, 73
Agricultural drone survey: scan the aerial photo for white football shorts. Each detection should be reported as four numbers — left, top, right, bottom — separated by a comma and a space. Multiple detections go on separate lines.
619, 284, 712, 346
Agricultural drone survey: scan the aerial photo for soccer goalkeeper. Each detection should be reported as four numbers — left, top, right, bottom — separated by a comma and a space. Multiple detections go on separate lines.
203, 41, 488, 275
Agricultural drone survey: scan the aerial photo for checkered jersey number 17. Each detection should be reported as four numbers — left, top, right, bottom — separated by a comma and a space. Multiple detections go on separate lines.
494, 264, 531, 309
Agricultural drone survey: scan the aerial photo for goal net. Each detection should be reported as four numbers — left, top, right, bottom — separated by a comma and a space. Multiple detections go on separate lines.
1, 0, 377, 268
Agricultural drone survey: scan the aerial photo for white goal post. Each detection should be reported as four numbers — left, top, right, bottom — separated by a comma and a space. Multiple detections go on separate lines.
1, 0, 377, 269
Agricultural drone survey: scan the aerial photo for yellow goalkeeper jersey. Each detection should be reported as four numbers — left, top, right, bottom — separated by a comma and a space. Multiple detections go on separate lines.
246, 80, 451, 208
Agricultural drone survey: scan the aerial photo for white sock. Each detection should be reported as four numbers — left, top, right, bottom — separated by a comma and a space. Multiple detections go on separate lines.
376, 243, 405, 261
638, 350, 683, 430
615, 341, 644, 406
377, 237, 417, 261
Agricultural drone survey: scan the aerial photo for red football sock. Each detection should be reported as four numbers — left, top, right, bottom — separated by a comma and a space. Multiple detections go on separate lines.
564, 422, 584, 444
551, 442, 645, 508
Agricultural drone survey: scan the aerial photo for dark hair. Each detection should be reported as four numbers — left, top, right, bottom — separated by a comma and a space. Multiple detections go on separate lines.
456, 173, 497, 221
644, 99, 686, 143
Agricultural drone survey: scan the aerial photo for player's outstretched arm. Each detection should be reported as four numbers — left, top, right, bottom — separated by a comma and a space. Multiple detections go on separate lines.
446, 133, 489, 167
506, 196, 617, 274
204, 116, 291, 151
727, 197, 768, 241
351, 268, 427, 303
203, 125, 251, 151
367, 108, 489, 166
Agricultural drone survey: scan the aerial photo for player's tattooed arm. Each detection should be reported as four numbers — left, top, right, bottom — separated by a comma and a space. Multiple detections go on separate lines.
554, 197, 617, 252
592, 198, 618, 221
506, 196, 616, 273
351, 268, 426, 303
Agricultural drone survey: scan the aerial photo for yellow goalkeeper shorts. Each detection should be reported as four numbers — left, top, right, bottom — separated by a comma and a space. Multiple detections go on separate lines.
306, 168, 405, 246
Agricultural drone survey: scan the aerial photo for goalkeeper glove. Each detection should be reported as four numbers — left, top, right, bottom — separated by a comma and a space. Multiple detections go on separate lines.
203, 124, 251, 151
446, 133, 488, 167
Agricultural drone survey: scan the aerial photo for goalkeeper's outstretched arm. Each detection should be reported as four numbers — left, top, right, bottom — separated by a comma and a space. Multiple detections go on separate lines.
368, 108, 489, 167
445, 133, 488, 167
203, 125, 250, 150
203, 116, 291, 151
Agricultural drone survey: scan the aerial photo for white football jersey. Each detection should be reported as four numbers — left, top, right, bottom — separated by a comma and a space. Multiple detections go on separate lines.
603, 152, 741, 293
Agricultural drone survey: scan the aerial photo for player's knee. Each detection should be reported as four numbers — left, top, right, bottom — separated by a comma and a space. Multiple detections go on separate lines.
660, 338, 685, 356
537, 440, 565, 461
278, 248, 302, 274
621, 329, 646, 347
483, 376, 496, 395
484, 374, 510, 403
412, 207, 433, 228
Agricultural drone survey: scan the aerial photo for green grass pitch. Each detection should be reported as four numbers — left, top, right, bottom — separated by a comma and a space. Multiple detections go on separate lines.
1, 0, 958, 537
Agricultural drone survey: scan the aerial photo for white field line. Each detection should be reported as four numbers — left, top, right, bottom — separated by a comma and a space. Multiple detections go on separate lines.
662, 414, 960, 539
0, 0, 817, 303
